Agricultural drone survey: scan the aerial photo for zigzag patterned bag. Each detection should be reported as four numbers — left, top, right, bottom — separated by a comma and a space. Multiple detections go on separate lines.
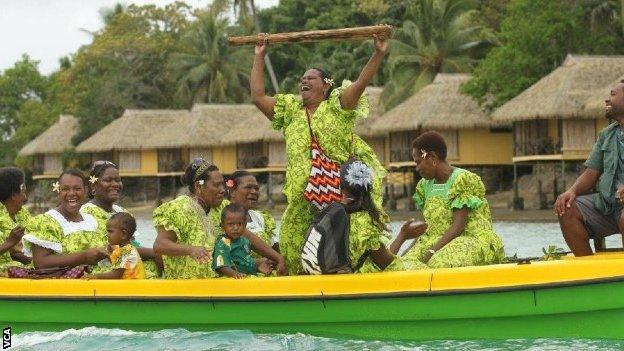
303, 109, 344, 210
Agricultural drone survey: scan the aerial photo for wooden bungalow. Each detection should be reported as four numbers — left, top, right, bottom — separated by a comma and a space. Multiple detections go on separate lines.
18, 115, 78, 180
372, 74, 513, 168
491, 55, 624, 163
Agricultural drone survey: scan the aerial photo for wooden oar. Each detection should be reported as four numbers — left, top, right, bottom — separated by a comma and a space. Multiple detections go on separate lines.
228, 25, 393, 46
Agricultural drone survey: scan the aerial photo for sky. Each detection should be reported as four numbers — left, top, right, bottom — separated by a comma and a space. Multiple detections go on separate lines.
0, 0, 278, 74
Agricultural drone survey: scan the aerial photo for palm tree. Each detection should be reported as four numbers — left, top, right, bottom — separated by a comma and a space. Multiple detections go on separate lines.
169, 6, 250, 104
381, 0, 490, 110
231, 0, 280, 93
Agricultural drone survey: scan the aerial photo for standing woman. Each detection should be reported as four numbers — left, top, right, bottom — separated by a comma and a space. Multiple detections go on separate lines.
0, 167, 32, 270
23, 169, 108, 271
153, 159, 285, 279
251, 35, 390, 274
80, 161, 163, 278
227, 170, 277, 250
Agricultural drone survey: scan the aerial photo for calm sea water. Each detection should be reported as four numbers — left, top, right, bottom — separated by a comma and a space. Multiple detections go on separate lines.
13, 215, 622, 350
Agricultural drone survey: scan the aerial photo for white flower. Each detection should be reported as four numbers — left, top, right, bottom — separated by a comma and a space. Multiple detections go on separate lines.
344, 161, 374, 190
323, 78, 334, 87
420, 150, 428, 159
52, 181, 60, 193
89, 176, 98, 184
198, 179, 205, 185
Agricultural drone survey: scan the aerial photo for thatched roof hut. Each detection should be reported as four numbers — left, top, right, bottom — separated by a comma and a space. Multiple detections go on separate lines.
192, 104, 281, 146
492, 55, 624, 122
372, 74, 498, 133
19, 115, 78, 156
219, 87, 384, 144
581, 74, 624, 118
75, 110, 194, 152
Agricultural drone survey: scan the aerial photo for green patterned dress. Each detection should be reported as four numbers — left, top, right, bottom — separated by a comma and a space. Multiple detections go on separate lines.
152, 195, 228, 279
403, 168, 505, 268
272, 80, 393, 274
80, 202, 159, 278
0, 204, 31, 270
22, 209, 108, 273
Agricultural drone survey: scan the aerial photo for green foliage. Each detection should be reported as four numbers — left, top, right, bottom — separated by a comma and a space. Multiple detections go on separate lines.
462, 0, 624, 109
381, 0, 491, 111
169, 7, 251, 104
540, 245, 566, 261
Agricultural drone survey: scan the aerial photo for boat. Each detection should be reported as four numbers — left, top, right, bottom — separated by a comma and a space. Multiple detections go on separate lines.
1, 252, 624, 340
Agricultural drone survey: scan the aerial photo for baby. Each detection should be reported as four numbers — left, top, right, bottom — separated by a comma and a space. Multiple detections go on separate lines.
213, 203, 273, 278
90, 212, 146, 279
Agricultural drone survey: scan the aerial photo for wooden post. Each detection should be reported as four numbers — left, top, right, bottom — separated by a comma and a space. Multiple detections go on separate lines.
228, 25, 393, 46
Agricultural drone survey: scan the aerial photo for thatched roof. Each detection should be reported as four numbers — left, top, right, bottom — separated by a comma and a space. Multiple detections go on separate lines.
372, 74, 499, 133
75, 110, 194, 152
581, 74, 624, 118
220, 87, 385, 144
492, 55, 624, 122
190, 104, 279, 146
19, 115, 78, 156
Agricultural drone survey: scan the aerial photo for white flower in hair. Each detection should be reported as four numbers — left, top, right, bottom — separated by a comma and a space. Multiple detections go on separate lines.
89, 176, 98, 184
52, 181, 60, 193
324, 78, 334, 87
198, 180, 205, 185
344, 161, 374, 190
420, 149, 428, 159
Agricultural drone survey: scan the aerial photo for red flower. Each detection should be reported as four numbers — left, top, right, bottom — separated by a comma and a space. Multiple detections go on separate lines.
226, 179, 235, 188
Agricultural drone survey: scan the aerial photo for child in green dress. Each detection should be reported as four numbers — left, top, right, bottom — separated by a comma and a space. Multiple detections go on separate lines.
213, 204, 273, 279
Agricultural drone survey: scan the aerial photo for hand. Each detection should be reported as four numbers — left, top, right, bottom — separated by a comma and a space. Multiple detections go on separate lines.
617, 186, 624, 203
422, 250, 433, 264
399, 219, 427, 240
188, 246, 211, 263
373, 34, 388, 55
6, 226, 25, 245
275, 256, 288, 276
256, 258, 273, 275
255, 34, 269, 57
84, 247, 108, 265
233, 271, 247, 279
555, 190, 576, 216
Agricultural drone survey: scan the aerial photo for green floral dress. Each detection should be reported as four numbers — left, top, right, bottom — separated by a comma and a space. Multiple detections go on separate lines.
22, 209, 108, 273
152, 195, 228, 279
272, 80, 393, 274
0, 204, 31, 270
403, 168, 505, 268
80, 202, 159, 278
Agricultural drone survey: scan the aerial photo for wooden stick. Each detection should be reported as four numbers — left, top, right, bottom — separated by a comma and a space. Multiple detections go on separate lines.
228, 25, 393, 47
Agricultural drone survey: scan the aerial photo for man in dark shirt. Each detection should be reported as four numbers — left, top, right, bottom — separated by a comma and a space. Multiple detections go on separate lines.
555, 81, 624, 256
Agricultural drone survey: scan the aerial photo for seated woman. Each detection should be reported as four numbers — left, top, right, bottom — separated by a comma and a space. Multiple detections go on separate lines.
153, 159, 287, 279
23, 169, 108, 271
397, 132, 505, 268
227, 170, 277, 250
80, 160, 163, 277
0, 167, 32, 271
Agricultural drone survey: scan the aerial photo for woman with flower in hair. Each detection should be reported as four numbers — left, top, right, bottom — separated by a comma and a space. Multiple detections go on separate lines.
251, 35, 391, 274
80, 160, 163, 278
23, 169, 108, 272
153, 159, 286, 279
226, 170, 277, 250
397, 131, 505, 268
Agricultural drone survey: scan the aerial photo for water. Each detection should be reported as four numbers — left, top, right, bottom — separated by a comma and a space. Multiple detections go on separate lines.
10, 328, 624, 350
16, 214, 623, 350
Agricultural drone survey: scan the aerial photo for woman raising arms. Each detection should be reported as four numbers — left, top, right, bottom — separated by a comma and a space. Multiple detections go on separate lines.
250, 35, 392, 274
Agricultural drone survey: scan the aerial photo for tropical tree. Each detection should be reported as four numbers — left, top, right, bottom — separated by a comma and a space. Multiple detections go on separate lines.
169, 6, 251, 104
381, 0, 491, 110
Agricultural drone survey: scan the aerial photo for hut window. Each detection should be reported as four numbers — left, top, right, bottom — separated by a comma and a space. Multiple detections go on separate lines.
43, 154, 61, 173
268, 142, 286, 166
435, 130, 459, 160
158, 149, 184, 172
390, 131, 418, 162
189, 148, 212, 162
514, 120, 554, 156
237, 142, 267, 169
561, 120, 596, 152
118, 151, 141, 171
